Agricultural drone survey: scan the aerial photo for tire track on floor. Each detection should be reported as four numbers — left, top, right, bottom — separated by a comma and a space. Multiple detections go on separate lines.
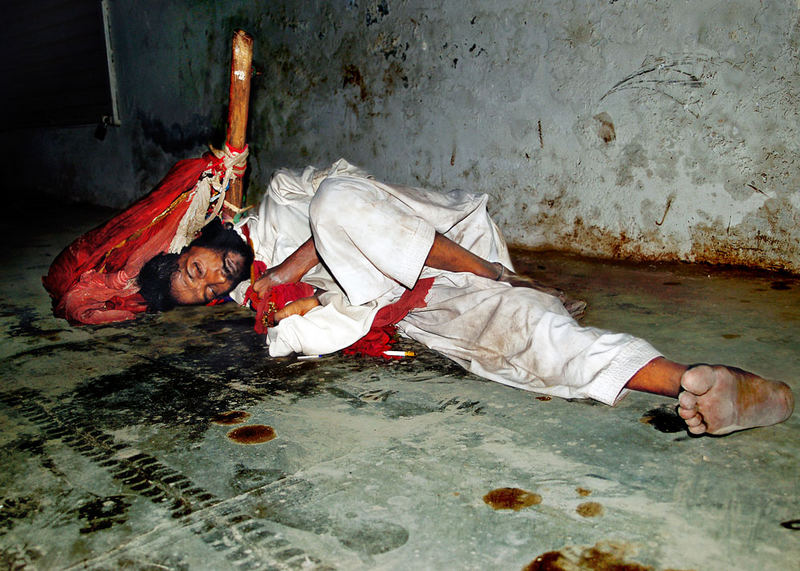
0, 388, 328, 570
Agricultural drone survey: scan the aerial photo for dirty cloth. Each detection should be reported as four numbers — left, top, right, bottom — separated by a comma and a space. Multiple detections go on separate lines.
232, 159, 662, 405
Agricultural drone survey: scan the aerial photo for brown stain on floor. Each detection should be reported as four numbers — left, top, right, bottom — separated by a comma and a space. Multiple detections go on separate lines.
227, 425, 276, 444
483, 487, 542, 511
522, 541, 694, 570
576, 501, 604, 517
211, 410, 251, 425
639, 406, 685, 433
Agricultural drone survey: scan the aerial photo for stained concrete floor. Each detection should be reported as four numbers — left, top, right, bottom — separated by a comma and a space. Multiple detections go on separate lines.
0, 200, 798, 571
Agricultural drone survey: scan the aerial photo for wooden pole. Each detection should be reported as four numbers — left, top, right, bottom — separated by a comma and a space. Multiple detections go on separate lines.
224, 29, 253, 217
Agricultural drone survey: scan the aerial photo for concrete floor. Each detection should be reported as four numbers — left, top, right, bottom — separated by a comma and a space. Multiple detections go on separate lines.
1, 201, 798, 571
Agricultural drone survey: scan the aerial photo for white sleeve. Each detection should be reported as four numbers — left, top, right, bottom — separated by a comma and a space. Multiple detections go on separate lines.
266, 291, 382, 357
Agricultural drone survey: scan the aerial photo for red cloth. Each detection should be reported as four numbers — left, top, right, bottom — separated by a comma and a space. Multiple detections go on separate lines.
371, 277, 434, 329
343, 277, 434, 358
253, 282, 316, 335
43, 156, 213, 324
240, 258, 316, 335
242, 269, 434, 358
57, 269, 148, 324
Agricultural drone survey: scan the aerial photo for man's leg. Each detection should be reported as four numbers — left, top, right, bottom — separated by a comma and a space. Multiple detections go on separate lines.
399, 277, 661, 405
625, 357, 794, 435
400, 278, 793, 436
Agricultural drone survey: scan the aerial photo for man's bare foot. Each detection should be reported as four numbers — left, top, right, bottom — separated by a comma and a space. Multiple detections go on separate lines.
495, 264, 587, 320
677, 365, 794, 435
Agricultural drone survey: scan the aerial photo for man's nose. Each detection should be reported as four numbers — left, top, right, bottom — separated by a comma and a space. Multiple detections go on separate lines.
208, 268, 228, 284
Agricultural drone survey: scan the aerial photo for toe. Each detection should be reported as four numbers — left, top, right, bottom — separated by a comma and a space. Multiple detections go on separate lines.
680, 365, 715, 395
678, 390, 697, 410
683, 414, 703, 427
687, 424, 707, 435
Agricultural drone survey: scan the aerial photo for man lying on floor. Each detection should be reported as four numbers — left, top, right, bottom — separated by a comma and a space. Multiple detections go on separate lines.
130, 159, 794, 437
46, 159, 793, 436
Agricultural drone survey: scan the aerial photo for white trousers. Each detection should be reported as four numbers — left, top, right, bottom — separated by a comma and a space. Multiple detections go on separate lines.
309, 176, 663, 405
399, 274, 662, 405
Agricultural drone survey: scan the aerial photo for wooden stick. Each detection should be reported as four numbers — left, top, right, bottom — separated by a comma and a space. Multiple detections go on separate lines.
224, 29, 253, 216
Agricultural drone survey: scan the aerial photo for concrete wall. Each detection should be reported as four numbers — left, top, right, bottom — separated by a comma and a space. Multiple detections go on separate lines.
7, 0, 800, 272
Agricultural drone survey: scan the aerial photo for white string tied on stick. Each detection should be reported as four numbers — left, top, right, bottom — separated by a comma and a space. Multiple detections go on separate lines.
169, 143, 249, 253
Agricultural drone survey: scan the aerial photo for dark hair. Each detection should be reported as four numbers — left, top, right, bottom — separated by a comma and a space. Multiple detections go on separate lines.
188, 218, 254, 284
137, 252, 180, 312
137, 218, 254, 312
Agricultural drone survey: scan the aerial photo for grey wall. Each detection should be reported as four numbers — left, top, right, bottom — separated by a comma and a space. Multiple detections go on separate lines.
6, 0, 800, 272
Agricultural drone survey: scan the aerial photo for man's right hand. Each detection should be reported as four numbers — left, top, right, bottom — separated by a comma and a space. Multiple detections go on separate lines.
253, 265, 291, 296
253, 237, 321, 296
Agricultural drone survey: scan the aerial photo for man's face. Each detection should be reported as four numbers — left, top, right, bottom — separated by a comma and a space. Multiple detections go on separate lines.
170, 246, 246, 305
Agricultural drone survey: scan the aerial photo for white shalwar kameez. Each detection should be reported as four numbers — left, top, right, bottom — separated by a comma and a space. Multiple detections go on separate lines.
232, 159, 662, 406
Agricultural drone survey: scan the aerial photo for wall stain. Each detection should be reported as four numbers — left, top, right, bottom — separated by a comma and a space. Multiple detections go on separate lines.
365, 0, 389, 26
616, 143, 649, 187
538, 119, 544, 148
594, 112, 616, 144
137, 112, 220, 155
383, 61, 409, 93
516, 204, 800, 274
601, 55, 705, 113
654, 196, 674, 226
343, 64, 368, 100
688, 196, 800, 273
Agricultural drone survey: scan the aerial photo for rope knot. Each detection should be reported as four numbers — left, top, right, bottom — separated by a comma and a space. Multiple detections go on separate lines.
167, 142, 250, 253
